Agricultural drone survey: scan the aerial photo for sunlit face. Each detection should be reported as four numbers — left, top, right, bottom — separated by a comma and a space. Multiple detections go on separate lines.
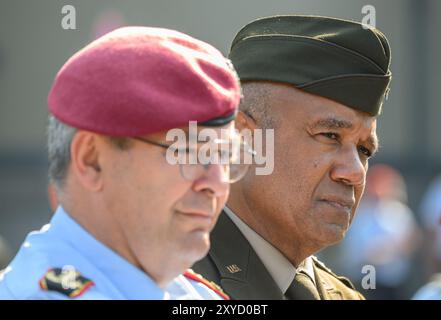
241, 83, 378, 254
99, 123, 233, 285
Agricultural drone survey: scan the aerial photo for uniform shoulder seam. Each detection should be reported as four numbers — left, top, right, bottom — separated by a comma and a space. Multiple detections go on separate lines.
311, 256, 357, 290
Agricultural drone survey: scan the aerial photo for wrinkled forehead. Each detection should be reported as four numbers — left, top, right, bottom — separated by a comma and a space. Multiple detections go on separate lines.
308, 104, 377, 128
265, 84, 378, 144
307, 102, 378, 136
307, 96, 379, 150
268, 84, 377, 126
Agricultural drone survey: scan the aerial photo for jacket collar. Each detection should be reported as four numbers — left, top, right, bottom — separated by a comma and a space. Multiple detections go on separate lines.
207, 211, 284, 299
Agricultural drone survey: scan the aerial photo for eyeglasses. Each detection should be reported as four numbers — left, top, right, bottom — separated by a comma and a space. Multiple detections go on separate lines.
132, 134, 255, 183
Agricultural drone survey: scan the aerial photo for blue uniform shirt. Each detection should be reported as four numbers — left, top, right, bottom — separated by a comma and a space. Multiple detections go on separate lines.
0, 207, 225, 300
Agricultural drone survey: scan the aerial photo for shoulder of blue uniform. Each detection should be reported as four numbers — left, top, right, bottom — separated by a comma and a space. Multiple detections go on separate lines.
0, 262, 101, 300
0, 268, 13, 299
0, 243, 51, 299
311, 256, 365, 300
184, 269, 230, 300
0, 230, 105, 299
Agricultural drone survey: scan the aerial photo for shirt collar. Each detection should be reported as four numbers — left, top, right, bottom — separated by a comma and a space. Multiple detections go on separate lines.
48, 206, 166, 299
224, 206, 315, 294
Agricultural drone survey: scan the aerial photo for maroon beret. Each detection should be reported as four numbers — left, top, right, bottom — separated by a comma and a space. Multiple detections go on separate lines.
48, 27, 241, 136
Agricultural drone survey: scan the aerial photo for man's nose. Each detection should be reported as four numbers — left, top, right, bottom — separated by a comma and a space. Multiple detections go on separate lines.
330, 146, 366, 186
192, 164, 230, 197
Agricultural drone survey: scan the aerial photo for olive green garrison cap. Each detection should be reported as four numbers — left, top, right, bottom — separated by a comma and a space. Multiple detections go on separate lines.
229, 15, 392, 116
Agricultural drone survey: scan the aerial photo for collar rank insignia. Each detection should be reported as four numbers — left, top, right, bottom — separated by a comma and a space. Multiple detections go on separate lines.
39, 266, 94, 298
226, 264, 241, 274
184, 269, 230, 300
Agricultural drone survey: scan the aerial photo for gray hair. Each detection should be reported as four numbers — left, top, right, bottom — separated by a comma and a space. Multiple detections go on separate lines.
47, 116, 132, 190
47, 115, 77, 189
239, 82, 276, 129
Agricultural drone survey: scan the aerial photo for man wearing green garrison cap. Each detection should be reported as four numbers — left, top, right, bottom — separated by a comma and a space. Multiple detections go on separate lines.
193, 15, 392, 300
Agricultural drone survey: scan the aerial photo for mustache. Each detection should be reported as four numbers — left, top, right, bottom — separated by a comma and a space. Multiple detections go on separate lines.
317, 185, 356, 208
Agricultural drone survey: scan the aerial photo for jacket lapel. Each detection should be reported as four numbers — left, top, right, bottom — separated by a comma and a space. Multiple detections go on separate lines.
207, 212, 283, 299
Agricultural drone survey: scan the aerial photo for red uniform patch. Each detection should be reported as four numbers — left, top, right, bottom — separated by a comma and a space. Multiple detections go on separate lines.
184, 269, 230, 300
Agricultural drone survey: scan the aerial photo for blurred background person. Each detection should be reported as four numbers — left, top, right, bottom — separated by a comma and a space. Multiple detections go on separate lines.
412, 175, 441, 299
413, 273, 441, 299
330, 164, 421, 299
418, 174, 441, 277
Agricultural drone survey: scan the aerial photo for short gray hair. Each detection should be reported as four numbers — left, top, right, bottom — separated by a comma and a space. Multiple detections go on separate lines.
47, 116, 133, 190
47, 115, 77, 189
239, 82, 276, 129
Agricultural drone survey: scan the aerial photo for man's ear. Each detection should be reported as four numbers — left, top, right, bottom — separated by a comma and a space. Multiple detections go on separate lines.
70, 131, 104, 192
236, 111, 257, 131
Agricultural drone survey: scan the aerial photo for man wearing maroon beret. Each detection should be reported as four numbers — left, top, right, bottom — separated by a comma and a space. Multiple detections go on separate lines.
0, 26, 246, 300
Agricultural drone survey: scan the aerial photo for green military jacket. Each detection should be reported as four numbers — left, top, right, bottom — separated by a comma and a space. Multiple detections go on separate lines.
193, 211, 364, 300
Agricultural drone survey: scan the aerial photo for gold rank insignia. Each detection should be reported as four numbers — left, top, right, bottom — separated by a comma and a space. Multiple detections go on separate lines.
39, 266, 94, 298
226, 264, 242, 274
